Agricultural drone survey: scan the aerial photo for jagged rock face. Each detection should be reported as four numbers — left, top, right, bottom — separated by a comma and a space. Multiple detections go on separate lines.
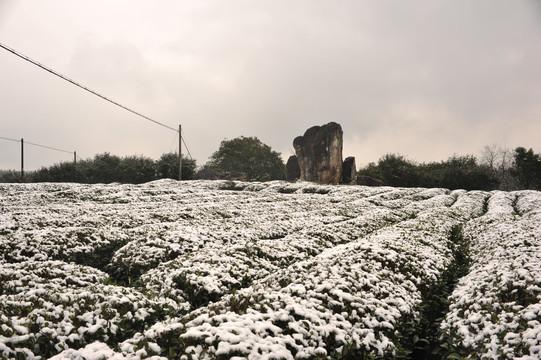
341, 156, 357, 185
286, 155, 301, 181
293, 122, 343, 184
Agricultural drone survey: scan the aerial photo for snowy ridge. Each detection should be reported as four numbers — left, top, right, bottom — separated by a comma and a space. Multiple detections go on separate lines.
441, 190, 541, 359
0, 180, 539, 359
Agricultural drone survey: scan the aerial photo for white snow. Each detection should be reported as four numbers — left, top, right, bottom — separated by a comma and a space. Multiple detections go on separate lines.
0, 180, 539, 359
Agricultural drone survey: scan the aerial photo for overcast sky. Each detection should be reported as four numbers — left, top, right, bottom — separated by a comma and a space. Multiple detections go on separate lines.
1, 0, 540, 171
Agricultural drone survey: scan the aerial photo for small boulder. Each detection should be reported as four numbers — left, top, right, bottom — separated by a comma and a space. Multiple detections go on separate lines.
357, 175, 384, 187
286, 155, 301, 181
341, 157, 357, 185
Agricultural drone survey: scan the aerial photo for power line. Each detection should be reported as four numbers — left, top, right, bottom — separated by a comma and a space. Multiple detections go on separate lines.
181, 134, 194, 160
2, 134, 190, 162
0, 136, 20, 143
25, 140, 73, 155
1, 42, 197, 166
0, 136, 74, 155
0, 42, 178, 133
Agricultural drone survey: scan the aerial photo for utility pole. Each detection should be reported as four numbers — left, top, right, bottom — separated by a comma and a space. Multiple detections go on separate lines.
74, 151, 77, 165
179, 124, 182, 181
20, 138, 24, 181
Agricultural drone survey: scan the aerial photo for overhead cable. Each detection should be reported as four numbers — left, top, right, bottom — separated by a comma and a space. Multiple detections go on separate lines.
0, 136, 20, 143
0, 42, 178, 133
1, 136, 73, 154
181, 134, 194, 160
24, 140, 73, 154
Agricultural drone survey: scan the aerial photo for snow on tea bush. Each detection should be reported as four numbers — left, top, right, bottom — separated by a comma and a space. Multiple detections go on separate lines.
0, 260, 179, 359
0, 180, 539, 359
441, 190, 541, 359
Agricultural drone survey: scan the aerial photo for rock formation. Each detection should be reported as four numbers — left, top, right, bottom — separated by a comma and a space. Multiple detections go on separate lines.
293, 122, 343, 184
357, 175, 384, 186
286, 155, 301, 181
341, 156, 357, 185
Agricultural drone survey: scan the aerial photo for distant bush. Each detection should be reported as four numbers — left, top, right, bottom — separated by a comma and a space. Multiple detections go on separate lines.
205, 136, 285, 182
359, 146, 541, 191
0, 170, 24, 183
0, 152, 196, 184
359, 153, 499, 190
156, 152, 197, 181
513, 147, 541, 190
362, 153, 419, 187
418, 155, 499, 190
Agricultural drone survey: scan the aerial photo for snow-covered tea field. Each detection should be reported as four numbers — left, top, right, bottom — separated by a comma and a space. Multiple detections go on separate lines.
0, 180, 540, 359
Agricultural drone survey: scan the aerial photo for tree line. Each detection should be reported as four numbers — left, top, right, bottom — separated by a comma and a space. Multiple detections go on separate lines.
358, 146, 541, 191
0, 152, 196, 184
0, 136, 286, 185
1, 137, 539, 191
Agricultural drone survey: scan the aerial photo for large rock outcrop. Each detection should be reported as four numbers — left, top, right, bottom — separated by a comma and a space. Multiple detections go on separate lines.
293, 122, 343, 184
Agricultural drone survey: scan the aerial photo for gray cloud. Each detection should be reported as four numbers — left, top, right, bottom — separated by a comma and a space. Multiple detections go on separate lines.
1, 0, 540, 171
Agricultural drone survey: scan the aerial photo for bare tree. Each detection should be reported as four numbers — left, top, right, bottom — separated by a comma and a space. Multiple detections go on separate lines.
480, 144, 500, 170
480, 145, 518, 190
